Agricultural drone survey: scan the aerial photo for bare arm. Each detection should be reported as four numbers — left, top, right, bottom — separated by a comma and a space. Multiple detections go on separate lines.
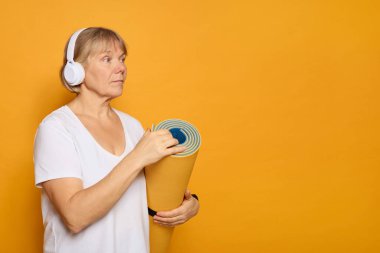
41, 129, 186, 234
42, 153, 141, 233
153, 189, 200, 227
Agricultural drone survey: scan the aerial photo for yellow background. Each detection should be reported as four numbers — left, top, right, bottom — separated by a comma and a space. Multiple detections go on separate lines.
0, 0, 379, 252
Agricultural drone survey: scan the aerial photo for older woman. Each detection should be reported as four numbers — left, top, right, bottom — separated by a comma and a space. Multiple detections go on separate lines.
33, 27, 199, 253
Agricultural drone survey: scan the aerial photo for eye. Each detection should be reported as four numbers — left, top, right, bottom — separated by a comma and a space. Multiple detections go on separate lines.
102, 56, 111, 63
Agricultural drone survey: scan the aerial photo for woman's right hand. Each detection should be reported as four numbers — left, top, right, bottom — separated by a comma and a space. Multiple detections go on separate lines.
130, 129, 186, 168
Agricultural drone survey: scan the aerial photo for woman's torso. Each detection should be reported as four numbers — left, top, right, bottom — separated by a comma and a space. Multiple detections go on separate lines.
35, 105, 149, 253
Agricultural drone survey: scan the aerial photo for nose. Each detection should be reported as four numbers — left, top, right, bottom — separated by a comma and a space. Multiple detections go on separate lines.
115, 61, 127, 75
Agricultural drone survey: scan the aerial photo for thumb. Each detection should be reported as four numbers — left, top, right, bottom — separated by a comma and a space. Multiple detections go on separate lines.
184, 189, 192, 200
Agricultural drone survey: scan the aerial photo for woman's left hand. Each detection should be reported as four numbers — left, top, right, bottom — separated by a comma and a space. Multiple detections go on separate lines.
153, 189, 199, 227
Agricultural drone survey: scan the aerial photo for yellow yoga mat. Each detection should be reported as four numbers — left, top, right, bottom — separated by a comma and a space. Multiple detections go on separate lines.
145, 119, 201, 253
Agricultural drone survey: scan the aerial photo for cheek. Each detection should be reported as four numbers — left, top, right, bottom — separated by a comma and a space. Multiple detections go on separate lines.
85, 68, 107, 86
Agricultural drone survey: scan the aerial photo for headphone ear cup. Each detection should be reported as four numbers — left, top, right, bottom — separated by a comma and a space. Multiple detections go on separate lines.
64, 61, 85, 86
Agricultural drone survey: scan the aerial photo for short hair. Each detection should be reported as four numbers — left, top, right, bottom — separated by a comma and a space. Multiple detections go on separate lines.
59, 27, 127, 93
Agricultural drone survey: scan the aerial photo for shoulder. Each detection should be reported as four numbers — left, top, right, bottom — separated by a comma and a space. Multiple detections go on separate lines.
36, 106, 73, 137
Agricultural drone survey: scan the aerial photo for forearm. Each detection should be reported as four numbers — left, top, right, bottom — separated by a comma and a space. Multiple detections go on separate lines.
64, 152, 143, 233
49, 128, 185, 233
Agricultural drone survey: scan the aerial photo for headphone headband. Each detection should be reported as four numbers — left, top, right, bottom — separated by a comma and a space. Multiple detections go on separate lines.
63, 28, 87, 86
66, 28, 87, 62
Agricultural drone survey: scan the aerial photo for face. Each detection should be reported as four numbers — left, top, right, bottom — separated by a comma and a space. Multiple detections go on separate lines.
82, 41, 127, 99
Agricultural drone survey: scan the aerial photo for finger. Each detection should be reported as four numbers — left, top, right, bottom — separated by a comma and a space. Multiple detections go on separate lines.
156, 129, 171, 136
156, 207, 183, 218
153, 215, 184, 223
153, 221, 178, 227
184, 189, 192, 200
143, 128, 151, 136
163, 138, 179, 148
154, 215, 186, 225
165, 145, 186, 156
154, 219, 185, 227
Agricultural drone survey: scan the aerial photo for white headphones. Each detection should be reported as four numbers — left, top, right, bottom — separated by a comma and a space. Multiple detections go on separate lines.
63, 28, 87, 86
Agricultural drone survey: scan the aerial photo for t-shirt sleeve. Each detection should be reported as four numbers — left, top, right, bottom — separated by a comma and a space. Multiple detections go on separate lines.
33, 120, 82, 188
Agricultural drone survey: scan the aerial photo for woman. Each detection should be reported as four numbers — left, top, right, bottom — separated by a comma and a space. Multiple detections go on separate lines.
33, 27, 199, 253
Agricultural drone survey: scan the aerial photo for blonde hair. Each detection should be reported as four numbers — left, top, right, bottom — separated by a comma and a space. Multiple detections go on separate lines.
59, 27, 127, 93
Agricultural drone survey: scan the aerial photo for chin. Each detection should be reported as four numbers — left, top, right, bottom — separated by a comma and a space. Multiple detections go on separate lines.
108, 87, 124, 98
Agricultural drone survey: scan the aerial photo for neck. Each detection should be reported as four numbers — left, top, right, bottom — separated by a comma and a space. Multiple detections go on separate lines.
67, 89, 113, 119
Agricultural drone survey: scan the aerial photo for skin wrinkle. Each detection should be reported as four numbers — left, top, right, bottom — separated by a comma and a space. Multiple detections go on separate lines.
42, 29, 199, 236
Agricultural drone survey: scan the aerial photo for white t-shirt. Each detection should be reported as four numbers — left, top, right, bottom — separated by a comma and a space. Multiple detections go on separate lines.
33, 105, 149, 253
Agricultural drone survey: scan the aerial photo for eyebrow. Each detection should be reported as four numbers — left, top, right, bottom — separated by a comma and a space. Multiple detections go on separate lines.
101, 50, 126, 57
103, 50, 125, 55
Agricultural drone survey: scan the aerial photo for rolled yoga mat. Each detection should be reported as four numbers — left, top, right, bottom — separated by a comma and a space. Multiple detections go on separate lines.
145, 119, 201, 253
